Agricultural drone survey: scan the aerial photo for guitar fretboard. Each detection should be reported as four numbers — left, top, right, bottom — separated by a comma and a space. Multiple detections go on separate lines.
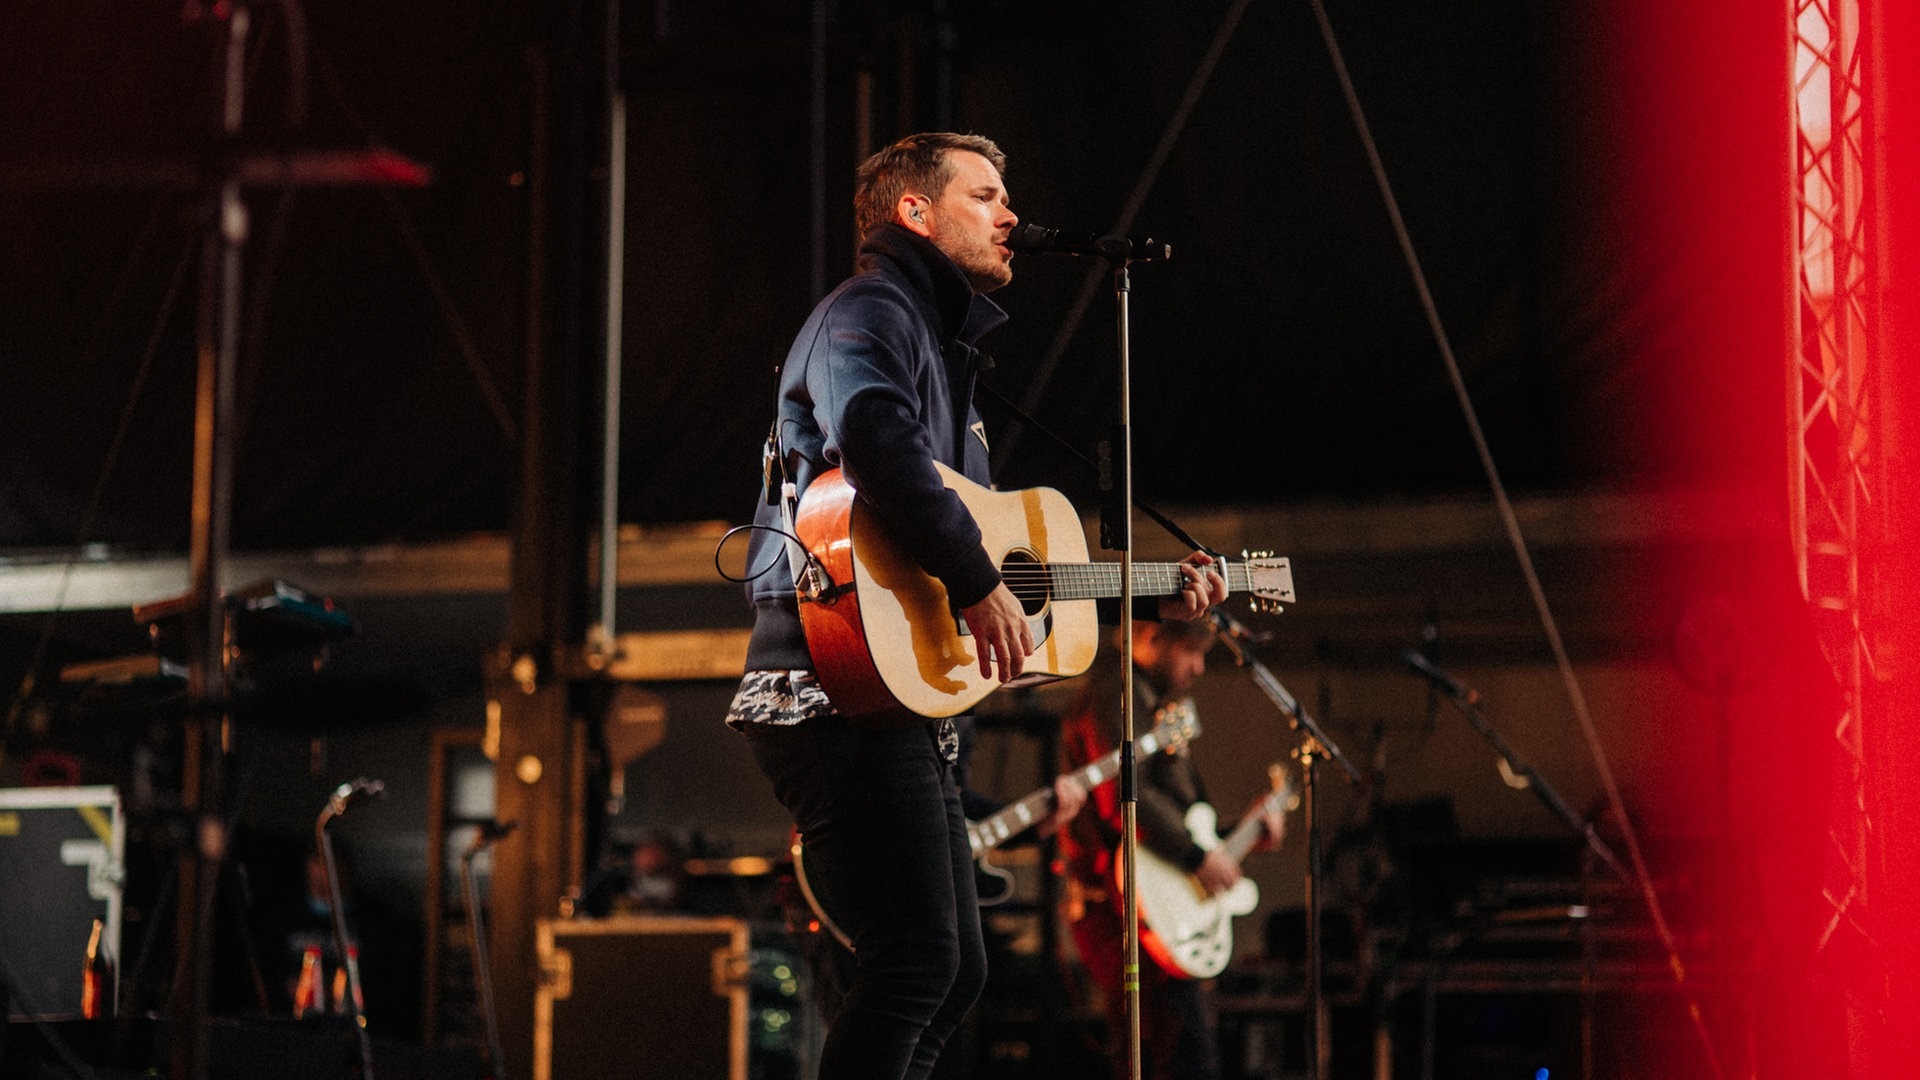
1000, 561, 1258, 603
966, 715, 1192, 854
1221, 771, 1295, 864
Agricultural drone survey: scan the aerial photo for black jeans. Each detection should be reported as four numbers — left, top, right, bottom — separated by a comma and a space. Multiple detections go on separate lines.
745, 714, 987, 1080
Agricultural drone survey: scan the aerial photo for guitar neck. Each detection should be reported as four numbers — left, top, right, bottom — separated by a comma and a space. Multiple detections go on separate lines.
1220, 785, 1289, 865
967, 721, 1185, 854
968, 786, 1059, 854
1041, 560, 1254, 601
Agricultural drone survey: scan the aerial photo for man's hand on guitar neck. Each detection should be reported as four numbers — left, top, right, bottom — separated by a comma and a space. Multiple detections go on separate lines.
1193, 792, 1286, 895
961, 582, 1035, 682
1158, 551, 1230, 622
1253, 798, 1288, 853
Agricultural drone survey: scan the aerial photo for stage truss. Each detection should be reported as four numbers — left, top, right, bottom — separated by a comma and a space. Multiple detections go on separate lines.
1789, 0, 1887, 1056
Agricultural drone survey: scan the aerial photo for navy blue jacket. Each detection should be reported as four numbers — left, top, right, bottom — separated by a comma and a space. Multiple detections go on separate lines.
742, 223, 1009, 672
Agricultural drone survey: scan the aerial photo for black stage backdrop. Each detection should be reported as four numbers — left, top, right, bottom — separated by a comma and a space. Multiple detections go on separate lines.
0, 0, 1783, 553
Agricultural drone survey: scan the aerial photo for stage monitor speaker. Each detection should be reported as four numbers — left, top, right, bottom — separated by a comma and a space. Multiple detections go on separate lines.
0, 786, 123, 1020
534, 914, 748, 1080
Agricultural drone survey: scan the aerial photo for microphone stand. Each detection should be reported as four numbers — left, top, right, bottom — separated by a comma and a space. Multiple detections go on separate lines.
172, 9, 252, 1079
316, 778, 385, 1080
1401, 652, 1632, 1080
1210, 611, 1362, 1080
1402, 651, 1630, 883
1022, 231, 1212, 1080
1106, 246, 1145, 1080
462, 821, 517, 1080
1041, 231, 1167, 1080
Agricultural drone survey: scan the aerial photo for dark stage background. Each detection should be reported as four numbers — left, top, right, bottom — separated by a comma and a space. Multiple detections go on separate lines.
0, 0, 1783, 554
5, 3, 1904, 1080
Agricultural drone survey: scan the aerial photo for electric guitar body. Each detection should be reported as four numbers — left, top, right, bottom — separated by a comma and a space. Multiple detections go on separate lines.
1130, 763, 1297, 980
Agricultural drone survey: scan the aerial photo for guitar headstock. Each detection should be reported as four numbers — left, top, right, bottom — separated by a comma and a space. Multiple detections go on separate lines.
1147, 700, 1202, 754
1267, 761, 1302, 813
1240, 551, 1294, 614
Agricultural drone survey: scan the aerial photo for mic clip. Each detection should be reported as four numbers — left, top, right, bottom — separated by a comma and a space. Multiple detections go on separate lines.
1007, 223, 1173, 264
1404, 650, 1480, 705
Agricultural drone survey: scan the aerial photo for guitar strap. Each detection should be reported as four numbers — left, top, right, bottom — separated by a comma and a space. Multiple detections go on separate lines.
972, 374, 1216, 558
762, 420, 827, 600
767, 377, 1218, 603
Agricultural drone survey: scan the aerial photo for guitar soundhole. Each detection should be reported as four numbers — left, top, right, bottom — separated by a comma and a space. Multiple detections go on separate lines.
1000, 550, 1050, 616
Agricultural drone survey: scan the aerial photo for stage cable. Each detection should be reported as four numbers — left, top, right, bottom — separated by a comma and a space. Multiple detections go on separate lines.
1302, 1, 1722, 1074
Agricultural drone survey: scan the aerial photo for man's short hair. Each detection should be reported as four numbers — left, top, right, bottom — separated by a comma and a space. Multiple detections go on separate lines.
854, 132, 1007, 237
1148, 617, 1218, 647
1121, 617, 1218, 652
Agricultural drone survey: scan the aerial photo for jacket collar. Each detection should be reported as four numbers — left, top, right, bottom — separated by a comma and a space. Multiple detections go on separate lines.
859, 223, 1009, 347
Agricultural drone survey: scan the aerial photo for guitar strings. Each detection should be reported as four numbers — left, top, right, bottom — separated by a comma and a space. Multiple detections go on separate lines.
994, 562, 1255, 602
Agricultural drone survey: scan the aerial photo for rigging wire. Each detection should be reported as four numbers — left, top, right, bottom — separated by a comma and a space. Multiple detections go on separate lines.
1302, 0, 1724, 1074
2, 233, 200, 759
309, 44, 520, 445
997, 0, 1255, 472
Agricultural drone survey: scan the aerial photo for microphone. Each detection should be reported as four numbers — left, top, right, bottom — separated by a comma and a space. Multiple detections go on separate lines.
318, 776, 385, 832
465, 819, 520, 858
326, 777, 386, 817
476, 819, 521, 842
1006, 223, 1172, 263
1403, 650, 1480, 705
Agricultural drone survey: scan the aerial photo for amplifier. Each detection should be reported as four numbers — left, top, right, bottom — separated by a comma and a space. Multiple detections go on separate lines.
534, 915, 750, 1080
0, 786, 123, 1020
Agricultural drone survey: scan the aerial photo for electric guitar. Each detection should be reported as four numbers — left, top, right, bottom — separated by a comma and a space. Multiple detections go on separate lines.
1130, 762, 1298, 980
794, 462, 1294, 723
794, 703, 1201, 951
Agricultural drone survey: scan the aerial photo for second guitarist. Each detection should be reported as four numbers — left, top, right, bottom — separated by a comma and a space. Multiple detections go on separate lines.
1059, 619, 1287, 1080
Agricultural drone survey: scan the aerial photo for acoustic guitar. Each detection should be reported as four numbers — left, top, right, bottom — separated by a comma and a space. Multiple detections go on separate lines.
794, 703, 1201, 950
794, 462, 1294, 722
1130, 762, 1298, 980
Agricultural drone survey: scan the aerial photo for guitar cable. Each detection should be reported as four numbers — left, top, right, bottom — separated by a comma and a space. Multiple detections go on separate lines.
974, 376, 1221, 563
714, 520, 837, 601
713, 423, 837, 601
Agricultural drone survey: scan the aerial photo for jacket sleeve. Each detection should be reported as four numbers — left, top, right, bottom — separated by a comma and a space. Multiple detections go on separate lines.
1077, 671, 1210, 871
1138, 751, 1210, 871
806, 288, 1002, 608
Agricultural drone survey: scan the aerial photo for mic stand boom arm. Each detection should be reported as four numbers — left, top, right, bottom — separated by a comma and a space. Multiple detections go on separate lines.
1403, 652, 1630, 883
1213, 614, 1361, 786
